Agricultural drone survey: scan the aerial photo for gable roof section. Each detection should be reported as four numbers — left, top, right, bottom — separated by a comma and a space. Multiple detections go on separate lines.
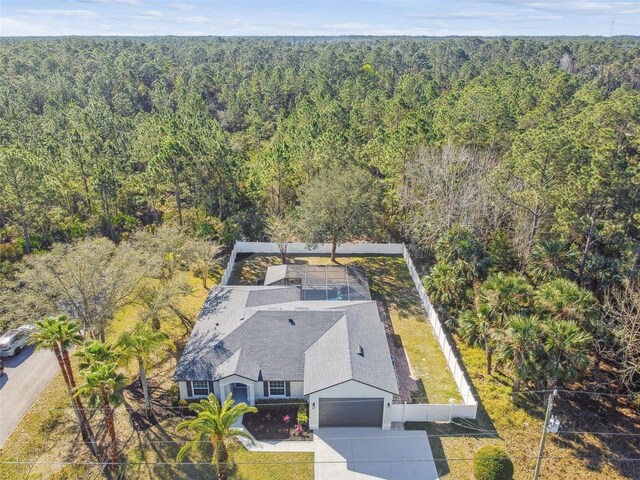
304, 317, 352, 393
304, 302, 399, 395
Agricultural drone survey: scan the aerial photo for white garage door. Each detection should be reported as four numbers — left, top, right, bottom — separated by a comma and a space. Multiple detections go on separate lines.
318, 398, 384, 427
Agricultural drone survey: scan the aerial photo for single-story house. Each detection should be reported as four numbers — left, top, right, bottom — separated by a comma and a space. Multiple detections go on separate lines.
174, 265, 399, 429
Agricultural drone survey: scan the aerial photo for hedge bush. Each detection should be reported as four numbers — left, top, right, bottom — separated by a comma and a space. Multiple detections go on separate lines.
473, 446, 514, 480
255, 398, 307, 412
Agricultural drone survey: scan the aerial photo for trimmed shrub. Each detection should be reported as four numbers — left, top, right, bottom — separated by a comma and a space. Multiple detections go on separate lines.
473, 446, 514, 480
255, 398, 306, 412
296, 404, 309, 426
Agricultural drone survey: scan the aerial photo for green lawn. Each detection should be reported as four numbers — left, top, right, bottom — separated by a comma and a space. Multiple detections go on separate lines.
229, 253, 461, 404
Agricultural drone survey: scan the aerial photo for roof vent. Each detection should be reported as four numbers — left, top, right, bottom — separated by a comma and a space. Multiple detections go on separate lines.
288, 318, 295, 325
357, 345, 364, 356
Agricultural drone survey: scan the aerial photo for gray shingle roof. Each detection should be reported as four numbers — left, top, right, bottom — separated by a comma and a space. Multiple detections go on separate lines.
174, 283, 399, 396
304, 302, 399, 395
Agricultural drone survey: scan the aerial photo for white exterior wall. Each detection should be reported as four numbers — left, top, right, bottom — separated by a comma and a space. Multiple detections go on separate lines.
254, 381, 267, 400
290, 381, 305, 397
308, 381, 394, 430
178, 381, 188, 399
181, 379, 305, 405
253, 381, 305, 400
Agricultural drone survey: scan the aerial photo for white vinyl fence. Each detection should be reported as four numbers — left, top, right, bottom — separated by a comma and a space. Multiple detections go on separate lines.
220, 242, 404, 286
220, 241, 477, 421
390, 402, 478, 423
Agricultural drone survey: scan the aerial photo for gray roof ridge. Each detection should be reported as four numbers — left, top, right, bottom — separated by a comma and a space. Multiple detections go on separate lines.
343, 315, 354, 380
303, 314, 352, 395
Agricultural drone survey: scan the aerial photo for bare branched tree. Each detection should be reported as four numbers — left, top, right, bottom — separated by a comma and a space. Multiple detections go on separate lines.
266, 215, 297, 264
188, 240, 222, 289
18, 238, 148, 341
599, 286, 640, 393
401, 142, 505, 247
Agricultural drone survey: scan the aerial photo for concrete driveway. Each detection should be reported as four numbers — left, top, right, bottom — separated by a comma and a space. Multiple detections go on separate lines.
314, 428, 439, 480
0, 346, 59, 446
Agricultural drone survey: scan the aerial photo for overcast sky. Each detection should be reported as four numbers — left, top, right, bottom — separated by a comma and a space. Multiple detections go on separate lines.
1, 0, 639, 37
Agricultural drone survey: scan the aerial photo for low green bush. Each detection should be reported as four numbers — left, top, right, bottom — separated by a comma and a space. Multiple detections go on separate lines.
296, 404, 309, 426
255, 398, 306, 412
473, 446, 514, 480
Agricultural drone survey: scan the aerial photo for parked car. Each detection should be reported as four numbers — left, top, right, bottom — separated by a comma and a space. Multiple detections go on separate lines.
0, 325, 35, 358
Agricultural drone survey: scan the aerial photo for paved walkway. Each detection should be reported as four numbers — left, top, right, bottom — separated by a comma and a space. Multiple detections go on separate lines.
378, 301, 418, 403
314, 427, 439, 480
236, 433, 315, 452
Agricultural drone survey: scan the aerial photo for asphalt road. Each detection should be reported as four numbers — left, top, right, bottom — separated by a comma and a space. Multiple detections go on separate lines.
0, 346, 59, 447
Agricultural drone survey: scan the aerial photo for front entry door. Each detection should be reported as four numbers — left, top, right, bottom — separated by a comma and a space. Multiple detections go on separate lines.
231, 383, 248, 404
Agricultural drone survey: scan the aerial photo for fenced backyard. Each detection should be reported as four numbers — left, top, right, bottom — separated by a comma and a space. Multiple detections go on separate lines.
221, 241, 478, 422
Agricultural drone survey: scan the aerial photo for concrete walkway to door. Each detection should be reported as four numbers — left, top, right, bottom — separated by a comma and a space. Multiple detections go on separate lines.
314, 428, 439, 480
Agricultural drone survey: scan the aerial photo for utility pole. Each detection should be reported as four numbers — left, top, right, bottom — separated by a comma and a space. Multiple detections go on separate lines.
533, 389, 558, 480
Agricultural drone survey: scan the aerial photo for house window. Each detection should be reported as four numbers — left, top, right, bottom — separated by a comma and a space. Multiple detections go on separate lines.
269, 381, 286, 396
192, 381, 209, 396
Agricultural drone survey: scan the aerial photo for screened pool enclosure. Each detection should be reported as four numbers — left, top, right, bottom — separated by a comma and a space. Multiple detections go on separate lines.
263, 264, 371, 301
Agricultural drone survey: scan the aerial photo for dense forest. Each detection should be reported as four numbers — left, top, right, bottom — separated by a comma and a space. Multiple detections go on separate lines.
1, 36, 639, 400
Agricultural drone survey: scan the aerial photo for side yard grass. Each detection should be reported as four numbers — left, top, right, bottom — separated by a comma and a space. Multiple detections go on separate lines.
229, 253, 461, 404
0, 269, 313, 480
416, 338, 640, 480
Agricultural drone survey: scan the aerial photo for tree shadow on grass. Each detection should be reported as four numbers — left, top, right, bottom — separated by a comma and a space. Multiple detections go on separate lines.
549, 392, 640, 479
121, 396, 214, 479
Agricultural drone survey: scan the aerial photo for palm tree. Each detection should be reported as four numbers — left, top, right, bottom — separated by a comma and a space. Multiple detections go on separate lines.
527, 238, 578, 282
30, 315, 99, 456
434, 226, 491, 282
543, 320, 592, 386
496, 315, 543, 402
423, 260, 469, 316
118, 324, 175, 414
176, 393, 258, 480
535, 278, 598, 330
478, 272, 533, 325
76, 362, 128, 468
459, 307, 495, 375
76, 340, 121, 371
